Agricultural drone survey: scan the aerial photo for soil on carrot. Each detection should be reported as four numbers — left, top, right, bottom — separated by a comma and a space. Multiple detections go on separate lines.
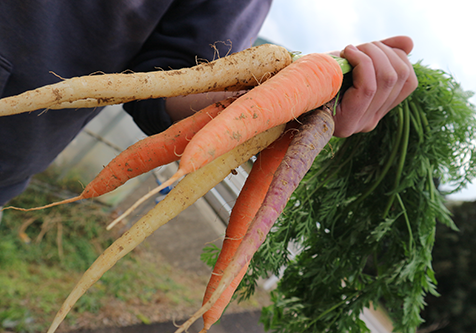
0, 167, 271, 333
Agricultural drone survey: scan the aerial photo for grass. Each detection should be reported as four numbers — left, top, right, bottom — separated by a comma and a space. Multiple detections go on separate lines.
0, 168, 212, 333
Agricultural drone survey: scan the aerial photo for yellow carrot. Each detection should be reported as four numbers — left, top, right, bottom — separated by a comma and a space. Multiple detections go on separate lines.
45, 124, 285, 333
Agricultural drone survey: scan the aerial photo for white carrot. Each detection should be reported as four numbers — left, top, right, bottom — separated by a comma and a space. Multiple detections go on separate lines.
0, 44, 291, 116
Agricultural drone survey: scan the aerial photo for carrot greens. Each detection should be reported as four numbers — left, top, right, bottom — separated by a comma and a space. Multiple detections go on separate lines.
5, 39, 475, 333
239, 62, 476, 333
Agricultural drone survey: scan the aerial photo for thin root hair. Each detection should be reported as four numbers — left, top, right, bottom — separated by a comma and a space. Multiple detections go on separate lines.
120, 69, 136, 74
49, 71, 67, 81
173, 146, 184, 157
38, 108, 50, 116
258, 71, 274, 85
223, 235, 245, 241
195, 56, 210, 66
172, 317, 181, 328
204, 236, 226, 245
87, 71, 107, 76
209, 39, 233, 60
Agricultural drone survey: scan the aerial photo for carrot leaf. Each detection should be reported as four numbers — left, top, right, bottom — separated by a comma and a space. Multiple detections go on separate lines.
243, 61, 476, 333
200, 244, 221, 268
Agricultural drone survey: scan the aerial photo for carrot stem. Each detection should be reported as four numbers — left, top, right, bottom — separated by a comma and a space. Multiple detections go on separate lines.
292, 54, 352, 75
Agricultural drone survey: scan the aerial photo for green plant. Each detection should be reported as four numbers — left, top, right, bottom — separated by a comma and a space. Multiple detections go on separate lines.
238, 62, 476, 332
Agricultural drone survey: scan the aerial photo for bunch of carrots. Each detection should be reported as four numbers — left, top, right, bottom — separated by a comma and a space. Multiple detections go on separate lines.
0, 43, 349, 332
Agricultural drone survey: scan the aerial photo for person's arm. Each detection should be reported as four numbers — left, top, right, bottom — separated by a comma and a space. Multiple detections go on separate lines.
332, 36, 418, 137
123, 0, 272, 135
165, 91, 245, 123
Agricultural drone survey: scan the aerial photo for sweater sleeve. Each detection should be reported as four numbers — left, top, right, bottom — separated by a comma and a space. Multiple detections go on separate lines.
123, 0, 272, 135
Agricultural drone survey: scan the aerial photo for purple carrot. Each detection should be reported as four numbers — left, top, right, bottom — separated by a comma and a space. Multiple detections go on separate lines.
174, 104, 335, 333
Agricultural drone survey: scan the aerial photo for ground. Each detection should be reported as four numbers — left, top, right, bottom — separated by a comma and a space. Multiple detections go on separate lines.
0, 171, 271, 333
71, 172, 270, 332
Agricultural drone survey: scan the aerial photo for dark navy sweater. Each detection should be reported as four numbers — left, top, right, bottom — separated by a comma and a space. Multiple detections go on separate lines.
0, 0, 271, 205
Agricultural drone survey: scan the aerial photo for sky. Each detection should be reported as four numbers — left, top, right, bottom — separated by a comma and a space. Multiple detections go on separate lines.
258, 0, 476, 201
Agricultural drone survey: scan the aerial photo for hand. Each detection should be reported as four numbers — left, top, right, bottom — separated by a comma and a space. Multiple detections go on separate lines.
332, 36, 418, 137
165, 91, 244, 123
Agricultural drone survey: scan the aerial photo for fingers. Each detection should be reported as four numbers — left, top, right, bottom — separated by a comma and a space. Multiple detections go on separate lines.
333, 36, 418, 138
333, 45, 376, 137
375, 41, 418, 112
358, 41, 412, 125
380, 35, 414, 55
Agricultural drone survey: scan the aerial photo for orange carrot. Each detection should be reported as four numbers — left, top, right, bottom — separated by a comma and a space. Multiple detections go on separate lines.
153, 53, 342, 195
174, 107, 335, 333
2, 96, 239, 212
200, 128, 294, 332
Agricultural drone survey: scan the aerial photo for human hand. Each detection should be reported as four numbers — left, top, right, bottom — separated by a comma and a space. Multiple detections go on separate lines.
332, 36, 418, 137
165, 91, 245, 123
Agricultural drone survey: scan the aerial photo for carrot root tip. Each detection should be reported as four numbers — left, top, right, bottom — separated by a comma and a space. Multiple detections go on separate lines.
2, 196, 82, 212
106, 170, 185, 230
